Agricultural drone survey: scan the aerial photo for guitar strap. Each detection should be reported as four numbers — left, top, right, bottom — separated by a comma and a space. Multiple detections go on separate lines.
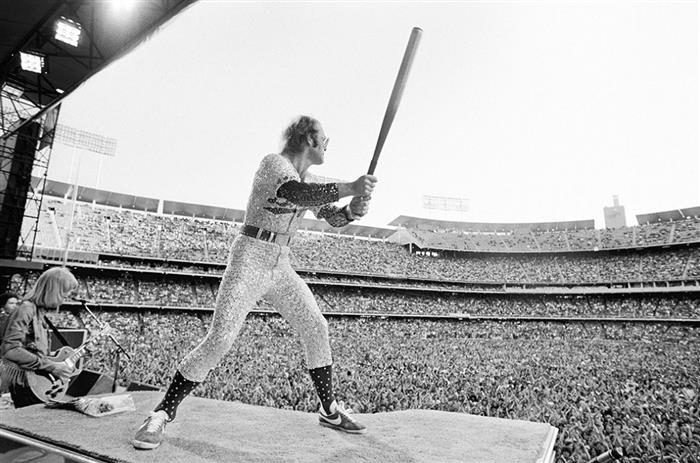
44, 315, 70, 348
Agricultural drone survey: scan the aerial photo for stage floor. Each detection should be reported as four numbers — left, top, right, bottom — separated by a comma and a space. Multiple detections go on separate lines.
0, 391, 557, 463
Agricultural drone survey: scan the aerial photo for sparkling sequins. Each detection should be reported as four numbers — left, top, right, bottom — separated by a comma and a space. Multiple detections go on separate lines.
316, 204, 351, 227
245, 154, 347, 233
277, 180, 339, 207
177, 153, 340, 383
178, 236, 333, 382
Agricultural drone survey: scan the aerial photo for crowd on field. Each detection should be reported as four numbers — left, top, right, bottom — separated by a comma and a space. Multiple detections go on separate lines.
45, 310, 700, 463
10, 198, 699, 463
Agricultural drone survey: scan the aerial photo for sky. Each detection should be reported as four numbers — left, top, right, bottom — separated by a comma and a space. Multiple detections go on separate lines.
47, 1, 699, 229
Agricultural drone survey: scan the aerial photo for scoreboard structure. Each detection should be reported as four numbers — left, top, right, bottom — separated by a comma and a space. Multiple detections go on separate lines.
604, 195, 626, 229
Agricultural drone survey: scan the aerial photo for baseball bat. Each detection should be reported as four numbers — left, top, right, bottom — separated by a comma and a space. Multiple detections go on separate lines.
367, 27, 422, 175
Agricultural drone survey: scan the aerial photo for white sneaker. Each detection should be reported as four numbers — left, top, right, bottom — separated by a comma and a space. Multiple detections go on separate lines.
133, 410, 169, 449
319, 400, 366, 434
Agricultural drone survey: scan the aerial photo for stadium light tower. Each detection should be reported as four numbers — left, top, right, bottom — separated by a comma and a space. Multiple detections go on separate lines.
53, 124, 117, 264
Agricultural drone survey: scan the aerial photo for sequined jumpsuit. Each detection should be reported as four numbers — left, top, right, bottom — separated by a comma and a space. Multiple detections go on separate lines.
178, 153, 353, 382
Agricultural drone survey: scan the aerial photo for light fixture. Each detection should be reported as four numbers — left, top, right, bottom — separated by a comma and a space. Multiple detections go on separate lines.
55, 17, 82, 47
1, 83, 24, 98
19, 51, 45, 73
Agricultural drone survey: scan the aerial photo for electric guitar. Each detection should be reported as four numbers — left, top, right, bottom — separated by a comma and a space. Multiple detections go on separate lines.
26, 324, 113, 403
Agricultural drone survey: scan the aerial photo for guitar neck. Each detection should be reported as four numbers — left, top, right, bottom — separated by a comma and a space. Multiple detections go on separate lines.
65, 331, 107, 363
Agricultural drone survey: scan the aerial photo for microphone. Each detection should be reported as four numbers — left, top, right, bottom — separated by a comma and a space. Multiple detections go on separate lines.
71, 297, 93, 304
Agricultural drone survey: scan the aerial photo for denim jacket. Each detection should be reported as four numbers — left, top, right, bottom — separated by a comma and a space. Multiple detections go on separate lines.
0, 301, 51, 385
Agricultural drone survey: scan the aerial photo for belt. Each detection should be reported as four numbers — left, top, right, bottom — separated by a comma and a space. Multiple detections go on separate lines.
241, 224, 291, 246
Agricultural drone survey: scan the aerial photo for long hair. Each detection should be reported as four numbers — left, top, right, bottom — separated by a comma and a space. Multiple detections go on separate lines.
281, 115, 320, 154
23, 267, 78, 309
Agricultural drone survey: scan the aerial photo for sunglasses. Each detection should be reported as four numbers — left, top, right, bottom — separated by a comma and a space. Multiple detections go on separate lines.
318, 135, 330, 149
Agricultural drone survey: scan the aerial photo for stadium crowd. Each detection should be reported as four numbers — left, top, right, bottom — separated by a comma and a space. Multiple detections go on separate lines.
8, 273, 700, 319
45, 310, 700, 463
38, 241, 700, 290
36, 200, 700, 278
407, 218, 698, 252
13, 198, 698, 462
93, 249, 700, 286
291, 236, 700, 283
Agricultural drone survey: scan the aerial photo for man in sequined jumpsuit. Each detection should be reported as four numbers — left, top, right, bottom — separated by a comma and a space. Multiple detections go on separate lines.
134, 116, 377, 449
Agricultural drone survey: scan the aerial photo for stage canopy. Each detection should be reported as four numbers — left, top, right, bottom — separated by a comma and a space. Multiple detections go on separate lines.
0, 0, 197, 138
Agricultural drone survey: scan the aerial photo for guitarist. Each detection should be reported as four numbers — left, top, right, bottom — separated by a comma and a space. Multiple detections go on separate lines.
0, 267, 79, 407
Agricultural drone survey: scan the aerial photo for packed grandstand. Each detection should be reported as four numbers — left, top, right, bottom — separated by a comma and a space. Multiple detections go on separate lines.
7, 182, 700, 463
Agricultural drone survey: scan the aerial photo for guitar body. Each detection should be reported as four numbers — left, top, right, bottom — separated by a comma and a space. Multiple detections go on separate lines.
26, 347, 83, 403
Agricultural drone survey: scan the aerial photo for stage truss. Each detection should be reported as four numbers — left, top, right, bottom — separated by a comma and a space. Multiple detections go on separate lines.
0, 101, 59, 261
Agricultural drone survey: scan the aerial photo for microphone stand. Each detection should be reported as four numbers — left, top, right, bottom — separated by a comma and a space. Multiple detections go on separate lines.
112, 349, 121, 393
73, 298, 131, 392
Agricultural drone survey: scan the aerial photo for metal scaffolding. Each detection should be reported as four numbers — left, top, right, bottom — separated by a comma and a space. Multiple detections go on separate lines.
0, 92, 60, 261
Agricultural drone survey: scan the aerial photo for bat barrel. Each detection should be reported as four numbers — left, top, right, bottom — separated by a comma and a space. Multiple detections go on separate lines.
367, 27, 422, 175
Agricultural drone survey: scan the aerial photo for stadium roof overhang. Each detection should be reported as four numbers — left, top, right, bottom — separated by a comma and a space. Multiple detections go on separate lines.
389, 215, 595, 232
41, 178, 159, 212
297, 219, 396, 239
636, 206, 700, 224
163, 200, 245, 222
0, 0, 197, 139
39, 178, 398, 239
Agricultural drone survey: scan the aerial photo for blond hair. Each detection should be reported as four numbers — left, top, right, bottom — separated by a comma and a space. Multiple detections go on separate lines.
282, 115, 320, 154
24, 267, 78, 309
